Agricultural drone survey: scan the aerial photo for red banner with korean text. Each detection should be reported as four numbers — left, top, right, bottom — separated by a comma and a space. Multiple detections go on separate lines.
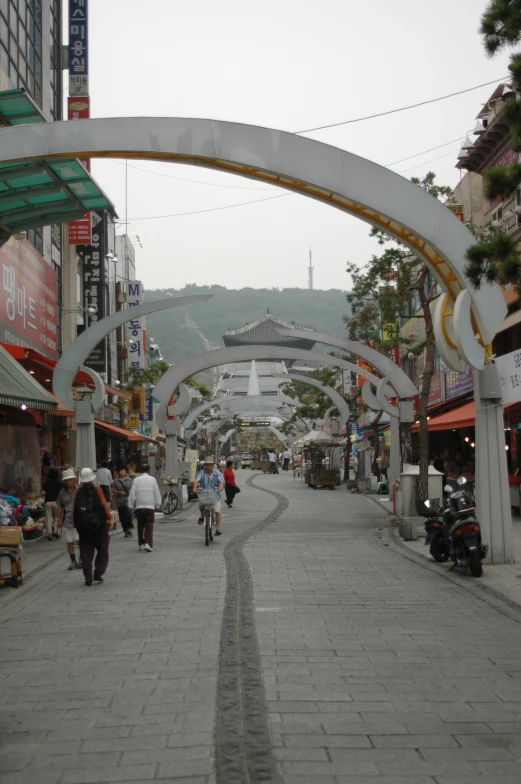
0, 237, 58, 359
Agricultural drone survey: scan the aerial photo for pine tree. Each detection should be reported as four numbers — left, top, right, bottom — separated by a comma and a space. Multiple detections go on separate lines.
465, 1, 521, 290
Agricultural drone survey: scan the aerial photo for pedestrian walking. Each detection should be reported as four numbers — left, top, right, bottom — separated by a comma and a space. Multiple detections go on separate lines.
223, 459, 240, 508
74, 468, 113, 586
282, 448, 291, 472
40, 467, 61, 540
56, 468, 81, 570
112, 467, 134, 537
268, 450, 277, 474
97, 461, 112, 503
128, 463, 161, 553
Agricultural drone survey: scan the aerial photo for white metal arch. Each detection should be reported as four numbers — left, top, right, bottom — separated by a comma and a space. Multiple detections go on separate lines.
154, 346, 375, 429
0, 117, 505, 364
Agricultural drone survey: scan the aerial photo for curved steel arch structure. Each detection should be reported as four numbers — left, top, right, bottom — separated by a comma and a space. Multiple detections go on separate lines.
154, 346, 375, 429
0, 117, 506, 366
183, 376, 349, 432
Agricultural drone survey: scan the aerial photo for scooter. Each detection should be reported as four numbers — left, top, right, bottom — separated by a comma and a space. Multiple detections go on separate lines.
424, 478, 487, 578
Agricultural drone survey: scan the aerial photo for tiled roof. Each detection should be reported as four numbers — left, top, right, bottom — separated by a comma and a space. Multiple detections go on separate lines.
223, 314, 316, 349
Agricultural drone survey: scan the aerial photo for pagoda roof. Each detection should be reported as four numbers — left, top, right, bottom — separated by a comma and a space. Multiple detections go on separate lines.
223, 313, 316, 350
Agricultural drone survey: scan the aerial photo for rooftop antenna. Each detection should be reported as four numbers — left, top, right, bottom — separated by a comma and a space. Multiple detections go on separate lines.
308, 246, 314, 290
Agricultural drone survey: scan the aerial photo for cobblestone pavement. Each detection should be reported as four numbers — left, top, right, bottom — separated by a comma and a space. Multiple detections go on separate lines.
1, 473, 521, 783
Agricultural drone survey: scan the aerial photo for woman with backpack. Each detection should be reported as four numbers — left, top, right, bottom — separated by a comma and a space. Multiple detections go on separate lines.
74, 468, 113, 586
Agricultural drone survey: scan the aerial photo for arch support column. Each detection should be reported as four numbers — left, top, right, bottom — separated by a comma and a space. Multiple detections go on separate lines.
475, 369, 514, 564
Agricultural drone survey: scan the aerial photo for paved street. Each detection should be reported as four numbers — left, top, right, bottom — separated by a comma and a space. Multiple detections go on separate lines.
2, 473, 521, 784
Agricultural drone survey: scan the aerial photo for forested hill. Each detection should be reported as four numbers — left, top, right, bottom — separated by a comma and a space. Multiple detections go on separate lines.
144, 285, 350, 366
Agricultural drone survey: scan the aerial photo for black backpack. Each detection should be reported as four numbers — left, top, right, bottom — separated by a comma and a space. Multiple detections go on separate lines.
74, 484, 105, 535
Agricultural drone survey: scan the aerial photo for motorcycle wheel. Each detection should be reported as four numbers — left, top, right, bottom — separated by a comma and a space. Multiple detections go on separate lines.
468, 549, 483, 578
429, 538, 449, 563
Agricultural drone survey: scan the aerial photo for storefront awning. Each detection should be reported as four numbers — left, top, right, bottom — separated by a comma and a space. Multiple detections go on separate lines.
413, 400, 516, 432
94, 420, 146, 441
0, 342, 57, 411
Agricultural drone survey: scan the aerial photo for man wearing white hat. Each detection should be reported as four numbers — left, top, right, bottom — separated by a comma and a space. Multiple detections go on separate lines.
56, 468, 81, 570
74, 467, 113, 586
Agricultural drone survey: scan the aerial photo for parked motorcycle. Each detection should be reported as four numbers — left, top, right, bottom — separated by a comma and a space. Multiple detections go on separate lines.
423, 477, 487, 578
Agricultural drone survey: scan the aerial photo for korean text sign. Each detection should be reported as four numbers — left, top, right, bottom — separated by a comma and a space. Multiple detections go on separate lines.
0, 238, 58, 358
69, 0, 89, 96
77, 210, 107, 373
495, 349, 521, 404
126, 281, 146, 371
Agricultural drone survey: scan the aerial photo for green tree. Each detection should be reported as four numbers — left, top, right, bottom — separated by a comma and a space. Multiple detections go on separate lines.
346, 172, 452, 504
125, 360, 171, 390
465, 1, 521, 290
280, 367, 341, 429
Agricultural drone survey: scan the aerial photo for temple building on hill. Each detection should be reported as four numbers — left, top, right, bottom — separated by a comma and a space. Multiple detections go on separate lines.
216, 313, 318, 397
223, 312, 316, 351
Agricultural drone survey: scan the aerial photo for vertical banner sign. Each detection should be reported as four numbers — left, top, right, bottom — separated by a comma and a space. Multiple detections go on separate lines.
126, 281, 147, 371
69, 0, 89, 96
77, 211, 107, 374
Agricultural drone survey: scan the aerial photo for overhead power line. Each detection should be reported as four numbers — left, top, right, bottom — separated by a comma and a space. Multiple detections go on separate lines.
129, 193, 291, 221
294, 76, 508, 134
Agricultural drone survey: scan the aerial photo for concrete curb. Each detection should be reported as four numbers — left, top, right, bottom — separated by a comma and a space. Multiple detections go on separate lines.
360, 494, 521, 626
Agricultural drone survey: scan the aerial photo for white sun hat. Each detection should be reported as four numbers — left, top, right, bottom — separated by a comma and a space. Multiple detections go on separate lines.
79, 467, 96, 483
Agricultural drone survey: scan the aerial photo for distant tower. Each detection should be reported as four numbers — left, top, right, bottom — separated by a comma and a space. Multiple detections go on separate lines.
308, 247, 314, 290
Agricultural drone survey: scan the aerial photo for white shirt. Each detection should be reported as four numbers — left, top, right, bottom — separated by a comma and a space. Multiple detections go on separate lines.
97, 467, 112, 486
268, 452, 276, 462
283, 450, 291, 459
128, 473, 162, 510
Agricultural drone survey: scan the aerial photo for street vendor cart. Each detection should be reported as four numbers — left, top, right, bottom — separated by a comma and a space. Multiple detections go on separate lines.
302, 431, 339, 489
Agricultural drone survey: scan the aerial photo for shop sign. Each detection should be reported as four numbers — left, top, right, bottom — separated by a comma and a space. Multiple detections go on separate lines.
68, 96, 90, 120
129, 414, 140, 429
69, 216, 92, 244
0, 237, 58, 358
126, 281, 146, 370
399, 314, 426, 350
421, 371, 444, 408
444, 366, 474, 399
495, 348, 521, 404
77, 211, 106, 374
447, 204, 464, 222
357, 358, 373, 389
69, 0, 89, 96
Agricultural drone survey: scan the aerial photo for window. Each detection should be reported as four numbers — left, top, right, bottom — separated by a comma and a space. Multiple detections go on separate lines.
516, 188, 521, 226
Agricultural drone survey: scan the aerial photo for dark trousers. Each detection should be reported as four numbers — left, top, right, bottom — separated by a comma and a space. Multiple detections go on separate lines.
117, 505, 134, 532
283, 458, 290, 471
79, 526, 110, 584
269, 461, 277, 474
101, 485, 111, 503
225, 484, 236, 506
136, 509, 154, 547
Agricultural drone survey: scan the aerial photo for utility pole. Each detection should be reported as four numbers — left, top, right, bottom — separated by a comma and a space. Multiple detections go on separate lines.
308, 247, 314, 290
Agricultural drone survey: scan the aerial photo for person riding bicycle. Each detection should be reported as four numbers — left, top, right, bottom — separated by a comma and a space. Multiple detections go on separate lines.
193, 456, 225, 536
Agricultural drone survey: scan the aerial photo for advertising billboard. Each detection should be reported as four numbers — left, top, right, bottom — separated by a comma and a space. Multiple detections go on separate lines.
0, 238, 58, 358
69, 0, 89, 96
126, 281, 147, 371
77, 211, 107, 374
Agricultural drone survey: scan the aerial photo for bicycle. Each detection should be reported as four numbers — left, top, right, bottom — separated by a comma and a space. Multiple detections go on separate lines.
197, 489, 217, 546
161, 471, 189, 515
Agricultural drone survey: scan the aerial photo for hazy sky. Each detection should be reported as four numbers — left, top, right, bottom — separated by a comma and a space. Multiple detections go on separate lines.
78, 0, 511, 292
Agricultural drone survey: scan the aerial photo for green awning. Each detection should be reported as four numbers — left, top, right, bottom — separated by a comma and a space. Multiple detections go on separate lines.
0, 88, 115, 242
0, 158, 114, 241
0, 88, 46, 126
0, 343, 57, 411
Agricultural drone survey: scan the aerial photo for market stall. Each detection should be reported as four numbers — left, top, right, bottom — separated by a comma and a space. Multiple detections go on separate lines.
301, 431, 339, 489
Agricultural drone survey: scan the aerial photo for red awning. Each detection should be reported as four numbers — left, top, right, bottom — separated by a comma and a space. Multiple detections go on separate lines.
413, 400, 516, 432
94, 420, 146, 441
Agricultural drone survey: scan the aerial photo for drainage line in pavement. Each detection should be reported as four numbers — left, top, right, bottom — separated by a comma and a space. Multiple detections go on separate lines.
215, 474, 288, 784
